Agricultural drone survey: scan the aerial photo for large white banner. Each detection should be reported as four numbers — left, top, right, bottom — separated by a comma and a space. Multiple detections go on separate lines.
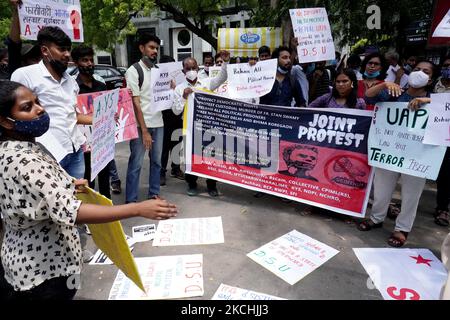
289, 8, 335, 63
211, 283, 286, 300
19, 0, 84, 42
354, 248, 448, 300
109, 255, 204, 300
91, 89, 119, 180
247, 230, 339, 285
368, 102, 446, 179
227, 59, 277, 99
424, 93, 450, 146
152, 217, 224, 247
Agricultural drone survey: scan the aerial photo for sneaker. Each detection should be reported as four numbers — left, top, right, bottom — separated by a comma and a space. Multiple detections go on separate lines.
187, 186, 198, 196
160, 174, 166, 186
111, 181, 121, 194
82, 249, 94, 263
208, 188, 219, 197
171, 168, 185, 180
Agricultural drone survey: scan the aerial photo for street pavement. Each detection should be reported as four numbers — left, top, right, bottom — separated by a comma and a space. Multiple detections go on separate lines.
74, 142, 450, 300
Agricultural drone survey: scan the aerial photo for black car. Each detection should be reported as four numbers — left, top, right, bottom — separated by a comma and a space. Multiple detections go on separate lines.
68, 64, 126, 90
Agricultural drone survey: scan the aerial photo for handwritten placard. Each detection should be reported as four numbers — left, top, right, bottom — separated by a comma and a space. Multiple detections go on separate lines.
424, 93, 450, 147
152, 217, 224, 247
109, 255, 204, 300
247, 230, 339, 285
289, 7, 335, 63
151, 62, 183, 112
211, 283, 286, 300
227, 59, 277, 99
368, 102, 446, 179
19, 0, 84, 42
91, 89, 119, 180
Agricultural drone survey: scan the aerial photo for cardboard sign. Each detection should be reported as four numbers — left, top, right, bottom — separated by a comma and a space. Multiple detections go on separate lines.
423, 93, 450, 146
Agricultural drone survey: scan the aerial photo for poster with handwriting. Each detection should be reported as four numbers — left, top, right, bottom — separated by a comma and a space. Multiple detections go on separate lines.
247, 230, 339, 285
211, 283, 285, 300
153, 217, 224, 246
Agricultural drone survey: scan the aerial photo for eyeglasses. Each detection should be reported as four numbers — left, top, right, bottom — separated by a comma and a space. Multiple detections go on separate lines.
367, 61, 381, 66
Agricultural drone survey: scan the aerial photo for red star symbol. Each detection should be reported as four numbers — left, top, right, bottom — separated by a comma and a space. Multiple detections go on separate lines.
410, 255, 433, 267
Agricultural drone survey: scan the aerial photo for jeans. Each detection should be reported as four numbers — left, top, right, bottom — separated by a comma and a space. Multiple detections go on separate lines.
126, 127, 164, 202
109, 159, 121, 183
59, 147, 85, 179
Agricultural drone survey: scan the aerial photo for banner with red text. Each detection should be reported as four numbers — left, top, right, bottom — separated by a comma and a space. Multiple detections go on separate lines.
185, 92, 374, 217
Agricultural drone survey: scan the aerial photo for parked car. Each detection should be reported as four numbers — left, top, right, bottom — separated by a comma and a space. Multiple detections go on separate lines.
68, 64, 126, 90
117, 67, 127, 76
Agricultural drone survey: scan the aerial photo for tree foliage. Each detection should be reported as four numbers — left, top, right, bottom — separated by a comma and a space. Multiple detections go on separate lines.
0, 2, 13, 45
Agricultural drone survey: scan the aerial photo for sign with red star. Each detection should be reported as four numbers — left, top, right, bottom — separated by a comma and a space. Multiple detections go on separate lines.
410, 255, 433, 267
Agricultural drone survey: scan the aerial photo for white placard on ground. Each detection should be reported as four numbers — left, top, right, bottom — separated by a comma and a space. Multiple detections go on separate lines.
152, 217, 224, 247
108, 254, 204, 300
247, 230, 339, 285
132, 224, 156, 243
211, 283, 286, 300
90, 235, 136, 265
353, 248, 448, 300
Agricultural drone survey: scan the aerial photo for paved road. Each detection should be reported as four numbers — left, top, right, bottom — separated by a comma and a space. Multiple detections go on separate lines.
74, 142, 449, 300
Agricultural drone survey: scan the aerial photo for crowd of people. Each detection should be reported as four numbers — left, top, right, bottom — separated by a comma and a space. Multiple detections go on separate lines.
0, 0, 449, 300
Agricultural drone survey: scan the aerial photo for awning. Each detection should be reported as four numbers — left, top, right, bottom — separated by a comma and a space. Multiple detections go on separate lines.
218, 27, 283, 58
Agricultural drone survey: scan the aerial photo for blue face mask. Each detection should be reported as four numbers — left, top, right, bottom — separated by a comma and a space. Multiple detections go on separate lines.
8, 112, 50, 137
441, 68, 450, 80
364, 71, 380, 79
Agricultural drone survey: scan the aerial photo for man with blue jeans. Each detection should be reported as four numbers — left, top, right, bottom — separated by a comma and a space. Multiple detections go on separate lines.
125, 33, 163, 202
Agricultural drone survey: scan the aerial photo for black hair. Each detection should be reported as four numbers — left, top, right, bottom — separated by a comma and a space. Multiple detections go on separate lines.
203, 54, 213, 62
37, 26, 72, 49
331, 68, 359, 108
347, 54, 361, 68
159, 55, 175, 63
414, 59, 440, 92
271, 46, 291, 59
0, 81, 25, 118
441, 55, 450, 66
71, 45, 94, 62
138, 33, 161, 47
0, 48, 7, 61
361, 52, 388, 80
258, 46, 271, 56
214, 53, 222, 62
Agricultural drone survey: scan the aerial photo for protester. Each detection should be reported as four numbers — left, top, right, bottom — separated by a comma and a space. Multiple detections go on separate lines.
358, 52, 388, 110
6, 0, 41, 77
71, 45, 112, 199
109, 161, 122, 194
260, 46, 306, 107
403, 55, 418, 75
434, 56, 450, 93
198, 54, 214, 79
258, 46, 271, 61
215, 53, 224, 67
385, 51, 409, 88
159, 55, 184, 186
347, 54, 363, 80
357, 60, 438, 247
172, 52, 230, 197
0, 80, 178, 300
11, 26, 90, 179
308, 60, 332, 102
125, 33, 163, 203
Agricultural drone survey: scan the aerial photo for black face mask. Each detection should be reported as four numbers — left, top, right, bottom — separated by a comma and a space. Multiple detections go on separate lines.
142, 56, 157, 68
44, 48, 68, 76
79, 65, 94, 76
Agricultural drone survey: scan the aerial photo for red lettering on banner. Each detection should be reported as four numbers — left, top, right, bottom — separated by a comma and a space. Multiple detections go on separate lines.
24, 24, 31, 36
386, 286, 420, 300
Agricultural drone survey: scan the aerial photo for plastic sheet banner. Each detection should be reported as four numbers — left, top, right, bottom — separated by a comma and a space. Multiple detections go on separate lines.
218, 28, 283, 58
76, 187, 145, 293
185, 92, 374, 218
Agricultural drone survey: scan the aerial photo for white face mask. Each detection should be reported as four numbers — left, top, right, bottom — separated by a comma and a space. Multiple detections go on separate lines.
408, 70, 430, 88
186, 70, 198, 81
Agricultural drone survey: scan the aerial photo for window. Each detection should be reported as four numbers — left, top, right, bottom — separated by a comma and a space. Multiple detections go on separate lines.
177, 30, 191, 47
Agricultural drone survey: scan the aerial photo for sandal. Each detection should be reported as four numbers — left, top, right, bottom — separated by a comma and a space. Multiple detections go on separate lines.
434, 210, 450, 227
387, 202, 401, 220
357, 219, 383, 231
387, 231, 408, 247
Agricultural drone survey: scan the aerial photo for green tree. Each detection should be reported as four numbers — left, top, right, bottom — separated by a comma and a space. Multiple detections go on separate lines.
0, 1, 13, 44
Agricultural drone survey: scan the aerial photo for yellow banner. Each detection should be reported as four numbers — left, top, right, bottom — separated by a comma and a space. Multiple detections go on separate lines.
76, 187, 145, 293
218, 27, 283, 57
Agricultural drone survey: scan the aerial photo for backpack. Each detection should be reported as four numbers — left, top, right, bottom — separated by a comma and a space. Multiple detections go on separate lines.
132, 62, 144, 90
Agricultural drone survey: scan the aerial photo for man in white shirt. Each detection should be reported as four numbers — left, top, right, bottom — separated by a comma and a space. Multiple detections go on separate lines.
125, 33, 164, 203
11, 26, 91, 179
198, 54, 214, 80
172, 52, 230, 197
385, 51, 409, 88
